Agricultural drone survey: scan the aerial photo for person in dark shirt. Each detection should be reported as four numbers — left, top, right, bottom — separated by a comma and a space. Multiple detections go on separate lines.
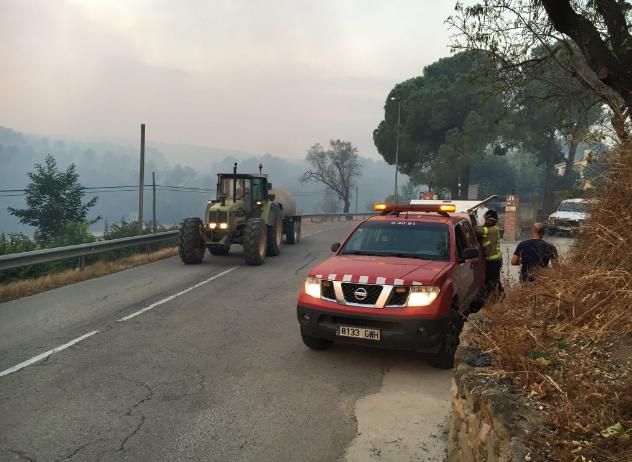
511, 223, 558, 282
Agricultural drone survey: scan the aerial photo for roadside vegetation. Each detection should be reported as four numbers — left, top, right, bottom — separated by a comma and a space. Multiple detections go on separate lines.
472, 149, 631, 461
0, 155, 176, 286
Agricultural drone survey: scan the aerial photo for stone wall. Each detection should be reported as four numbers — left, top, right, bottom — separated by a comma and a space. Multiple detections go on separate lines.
448, 314, 543, 462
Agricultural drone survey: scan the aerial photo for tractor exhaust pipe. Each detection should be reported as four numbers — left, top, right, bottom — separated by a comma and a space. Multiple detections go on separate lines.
233, 162, 237, 203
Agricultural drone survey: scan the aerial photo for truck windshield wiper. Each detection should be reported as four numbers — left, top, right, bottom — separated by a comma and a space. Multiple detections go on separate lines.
341, 251, 382, 256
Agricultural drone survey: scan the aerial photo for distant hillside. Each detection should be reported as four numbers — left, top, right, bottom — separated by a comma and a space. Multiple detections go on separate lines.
0, 127, 403, 234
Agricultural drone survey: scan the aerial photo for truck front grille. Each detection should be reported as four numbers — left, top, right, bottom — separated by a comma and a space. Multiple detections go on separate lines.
341, 283, 382, 305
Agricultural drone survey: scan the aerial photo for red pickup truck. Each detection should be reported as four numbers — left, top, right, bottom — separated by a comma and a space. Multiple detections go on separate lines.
296, 203, 486, 368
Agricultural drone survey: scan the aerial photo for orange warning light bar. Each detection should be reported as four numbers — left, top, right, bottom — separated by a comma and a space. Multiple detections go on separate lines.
373, 203, 457, 214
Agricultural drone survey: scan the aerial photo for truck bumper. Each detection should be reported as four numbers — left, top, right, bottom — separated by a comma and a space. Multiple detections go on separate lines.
297, 304, 449, 354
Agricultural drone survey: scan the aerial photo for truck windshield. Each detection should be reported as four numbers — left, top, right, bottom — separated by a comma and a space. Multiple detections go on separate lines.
340, 221, 450, 261
558, 201, 588, 213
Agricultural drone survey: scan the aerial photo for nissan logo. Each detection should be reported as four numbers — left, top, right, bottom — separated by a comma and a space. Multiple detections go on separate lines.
354, 287, 368, 301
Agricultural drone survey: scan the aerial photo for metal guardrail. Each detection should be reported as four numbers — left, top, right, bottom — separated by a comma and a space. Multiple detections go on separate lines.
0, 213, 376, 272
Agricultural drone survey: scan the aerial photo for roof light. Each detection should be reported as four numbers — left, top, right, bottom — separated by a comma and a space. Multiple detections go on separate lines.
374, 203, 457, 214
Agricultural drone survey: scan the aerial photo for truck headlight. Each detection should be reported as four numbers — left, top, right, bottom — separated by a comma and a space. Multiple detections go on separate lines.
304, 277, 321, 299
219, 223, 228, 229
407, 286, 440, 307
209, 222, 217, 229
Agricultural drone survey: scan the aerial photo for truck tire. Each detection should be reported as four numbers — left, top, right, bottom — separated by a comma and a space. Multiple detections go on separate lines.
266, 204, 282, 256
285, 219, 301, 245
243, 218, 267, 266
428, 309, 463, 369
179, 218, 205, 264
301, 329, 333, 350
208, 244, 230, 256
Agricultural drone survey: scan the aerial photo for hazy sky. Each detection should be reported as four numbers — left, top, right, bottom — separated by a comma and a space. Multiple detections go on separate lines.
0, 0, 453, 160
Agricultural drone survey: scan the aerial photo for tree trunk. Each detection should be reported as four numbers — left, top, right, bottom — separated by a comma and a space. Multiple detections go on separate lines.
543, 154, 555, 216
564, 137, 579, 182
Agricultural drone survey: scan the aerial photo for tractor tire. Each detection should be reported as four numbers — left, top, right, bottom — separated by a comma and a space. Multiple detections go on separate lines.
208, 244, 230, 256
179, 218, 205, 264
285, 219, 301, 245
266, 204, 282, 256
243, 218, 267, 266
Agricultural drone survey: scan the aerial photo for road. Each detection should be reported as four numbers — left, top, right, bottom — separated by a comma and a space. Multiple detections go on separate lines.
0, 222, 452, 462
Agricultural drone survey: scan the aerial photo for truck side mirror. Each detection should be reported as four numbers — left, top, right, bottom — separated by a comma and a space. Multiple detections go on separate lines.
267, 194, 276, 201
267, 183, 273, 190
331, 242, 341, 252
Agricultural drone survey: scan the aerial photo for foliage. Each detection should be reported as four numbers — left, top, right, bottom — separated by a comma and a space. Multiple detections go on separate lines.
48, 221, 96, 248
301, 140, 362, 213
449, 0, 632, 143
472, 148, 632, 461
7, 154, 100, 244
319, 191, 340, 214
0, 232, 37, 256
373, 51, 508, 198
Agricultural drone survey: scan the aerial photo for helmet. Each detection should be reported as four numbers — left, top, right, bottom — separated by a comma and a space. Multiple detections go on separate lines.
484, 210, 499, 223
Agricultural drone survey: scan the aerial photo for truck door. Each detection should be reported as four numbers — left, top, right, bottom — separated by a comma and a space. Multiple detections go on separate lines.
462, 220, 485, 294
453, 223, 476, 310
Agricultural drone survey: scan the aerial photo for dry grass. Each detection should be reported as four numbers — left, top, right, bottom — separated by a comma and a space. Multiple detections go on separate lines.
470, 149, 632, 461
0, 247, 178, 303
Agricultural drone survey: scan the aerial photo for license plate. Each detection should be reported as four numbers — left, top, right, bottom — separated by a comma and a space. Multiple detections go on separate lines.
337, 325, 381, 341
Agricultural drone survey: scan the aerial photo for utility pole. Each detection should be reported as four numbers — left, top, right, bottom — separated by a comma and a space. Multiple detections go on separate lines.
389, 97, 401, 203
152, 171, 157, 233
355, 185, 358, 212
138, 123, 145, 234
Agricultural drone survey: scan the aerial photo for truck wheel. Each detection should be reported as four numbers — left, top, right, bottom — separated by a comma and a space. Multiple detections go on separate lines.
285, 219, 301, 245
266, 204, 282, 256
179, 218, 205, 264
208, 244, 230, 256
301, 329, 333, 350
243, 218, 267, 265
428, 310, 463, 369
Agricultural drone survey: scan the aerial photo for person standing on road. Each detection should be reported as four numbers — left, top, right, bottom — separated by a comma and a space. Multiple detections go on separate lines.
476, 210, 504, 297
511, 223, 558, 282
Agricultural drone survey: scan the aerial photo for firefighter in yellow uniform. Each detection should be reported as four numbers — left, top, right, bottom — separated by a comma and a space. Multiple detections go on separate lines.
476, 210, 504, 298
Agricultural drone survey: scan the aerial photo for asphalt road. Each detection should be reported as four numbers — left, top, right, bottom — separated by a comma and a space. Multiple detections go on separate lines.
0, 222, 453, 462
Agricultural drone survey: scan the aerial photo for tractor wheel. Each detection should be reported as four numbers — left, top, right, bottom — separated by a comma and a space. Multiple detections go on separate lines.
285, 219, 301, 245
208, 244, 230, 256
179, 218, 205, 264
243, 218, 267, 266
266, 204, 282, 256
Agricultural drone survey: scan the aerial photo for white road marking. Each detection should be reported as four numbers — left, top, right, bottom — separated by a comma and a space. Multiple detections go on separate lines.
0, 331, 99, 378
303, 227, 335, 238
118, 266, 239, 322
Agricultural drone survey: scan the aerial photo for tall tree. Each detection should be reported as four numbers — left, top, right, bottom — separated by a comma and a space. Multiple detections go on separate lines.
449, 0, 632, 145
300, 140, 362, 214
8, 154, 100, 244
374, 51, 507, 198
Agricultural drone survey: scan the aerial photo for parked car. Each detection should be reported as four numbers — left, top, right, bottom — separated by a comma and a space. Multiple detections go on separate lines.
547, 198, 594, 236
296, 202, 487, 369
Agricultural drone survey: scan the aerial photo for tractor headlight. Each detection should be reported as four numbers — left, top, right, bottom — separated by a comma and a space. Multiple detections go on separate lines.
304, 277, 321, 299
209, 223, 218, 229
219, 223, 228, 230
407, 286, 440, 307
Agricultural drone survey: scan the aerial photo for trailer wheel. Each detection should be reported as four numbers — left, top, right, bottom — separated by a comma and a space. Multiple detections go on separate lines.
179, 218, 205, 264
243, 218, 267, 265
266, 204, 282, 256
285, 219, 301, 245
